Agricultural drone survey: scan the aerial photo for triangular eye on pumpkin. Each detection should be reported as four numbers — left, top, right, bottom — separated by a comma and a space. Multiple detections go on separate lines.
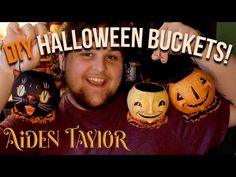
168, 67, 220, 122
127, 82, 169, 129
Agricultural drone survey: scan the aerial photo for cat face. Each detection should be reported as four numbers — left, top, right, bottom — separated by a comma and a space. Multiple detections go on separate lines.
12, 71, 60, 117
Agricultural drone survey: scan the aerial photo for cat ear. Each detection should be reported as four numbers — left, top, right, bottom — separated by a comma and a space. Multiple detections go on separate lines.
13, 69, 22, 79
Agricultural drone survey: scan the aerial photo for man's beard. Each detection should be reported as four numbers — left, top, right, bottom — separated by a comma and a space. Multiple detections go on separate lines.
69, 88, 117, 111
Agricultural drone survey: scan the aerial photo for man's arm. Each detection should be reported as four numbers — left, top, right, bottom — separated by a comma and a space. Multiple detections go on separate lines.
151, 22, 236, 127
0, 22, 47, 113
198, 47, 236, 128
195, 43, 236, 106
0, 65, 14, 112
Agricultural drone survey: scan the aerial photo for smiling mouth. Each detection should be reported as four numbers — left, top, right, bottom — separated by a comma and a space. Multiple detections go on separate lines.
87, 77, 106, 86
186, 89, 209, 108
138, 112, 162, 118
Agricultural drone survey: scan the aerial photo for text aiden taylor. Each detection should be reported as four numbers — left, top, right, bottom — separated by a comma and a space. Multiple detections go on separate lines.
2, 125, 131, 152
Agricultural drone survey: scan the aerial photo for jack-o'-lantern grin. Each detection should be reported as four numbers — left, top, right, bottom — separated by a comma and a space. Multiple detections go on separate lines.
184, 88, 210, 108
138, 112, 162, 119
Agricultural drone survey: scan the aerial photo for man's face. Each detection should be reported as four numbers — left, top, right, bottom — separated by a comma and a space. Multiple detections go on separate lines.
63, 47, 124, 110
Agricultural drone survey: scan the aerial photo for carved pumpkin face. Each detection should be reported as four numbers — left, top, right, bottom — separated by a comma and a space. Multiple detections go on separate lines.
127, 82, 169, 126
168, 68, 215, 115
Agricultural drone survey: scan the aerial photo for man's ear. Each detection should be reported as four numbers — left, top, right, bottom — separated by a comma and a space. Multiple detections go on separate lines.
13, 69, 22, 79
59, 52, 65, 71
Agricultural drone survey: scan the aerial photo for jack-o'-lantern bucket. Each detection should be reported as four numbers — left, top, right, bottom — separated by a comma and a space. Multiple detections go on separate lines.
127, 82, 169, 129
168, 67, 220, 122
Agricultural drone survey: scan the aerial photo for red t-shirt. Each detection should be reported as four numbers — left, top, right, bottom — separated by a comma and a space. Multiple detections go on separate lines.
0, 91, 230, 155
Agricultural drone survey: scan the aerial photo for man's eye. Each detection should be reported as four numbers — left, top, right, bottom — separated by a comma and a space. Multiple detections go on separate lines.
106, 55, 117, 61
82, 52, 93, 57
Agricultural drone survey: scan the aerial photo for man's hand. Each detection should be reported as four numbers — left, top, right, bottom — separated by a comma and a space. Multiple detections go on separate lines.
151, 22, 200, 63
0, 22, 48, 72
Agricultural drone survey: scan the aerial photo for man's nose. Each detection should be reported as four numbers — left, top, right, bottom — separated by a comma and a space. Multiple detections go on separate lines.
92, 57, 106, 72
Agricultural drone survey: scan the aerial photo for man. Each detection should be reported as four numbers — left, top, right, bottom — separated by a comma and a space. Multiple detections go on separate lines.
0, 22, 236, 154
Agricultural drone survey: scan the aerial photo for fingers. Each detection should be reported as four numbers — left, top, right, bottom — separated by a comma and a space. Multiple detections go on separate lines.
7, 22, 20, 34
7, 22, 19, 34
35, 22, 48, 36
7, 22, 47, 39
20, 23, 37, 46
151, 22, 174, 63
151, 22, 199, 64
34, 22, 50, 45
19, 22, 48, 45
5, 22, 21, 43
151, 49, 168, 63
6, 22, 36, 44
